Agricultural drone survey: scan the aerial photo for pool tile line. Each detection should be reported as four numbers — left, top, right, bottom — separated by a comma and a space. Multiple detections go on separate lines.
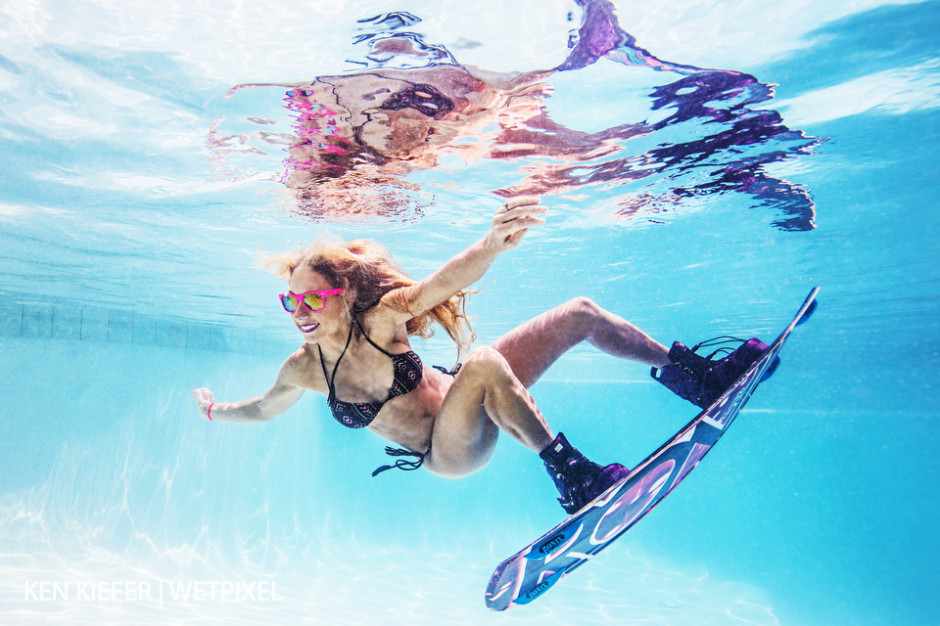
0, 300, 288, 355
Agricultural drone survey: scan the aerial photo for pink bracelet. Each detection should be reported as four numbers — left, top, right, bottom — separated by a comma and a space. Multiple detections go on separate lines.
207, 402, 215, 421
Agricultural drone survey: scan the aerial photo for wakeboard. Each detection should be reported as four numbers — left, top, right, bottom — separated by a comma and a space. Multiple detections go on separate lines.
484, 287, 819, 611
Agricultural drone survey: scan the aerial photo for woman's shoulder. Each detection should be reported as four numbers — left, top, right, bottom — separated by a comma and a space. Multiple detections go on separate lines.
281, 346, 320, 380
359, 309, 412, 350
278, 345, 325, 389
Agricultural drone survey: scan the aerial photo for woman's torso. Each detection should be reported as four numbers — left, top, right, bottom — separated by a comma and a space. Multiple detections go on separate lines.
290, 324, 455, 452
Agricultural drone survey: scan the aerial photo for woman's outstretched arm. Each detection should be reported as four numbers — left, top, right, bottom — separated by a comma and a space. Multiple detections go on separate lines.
192, 358, 305, 422
380, 196, 546, 322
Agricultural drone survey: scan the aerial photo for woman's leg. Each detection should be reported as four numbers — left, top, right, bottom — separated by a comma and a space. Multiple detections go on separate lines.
424, 346, 554, 478
425, 320, 637, 512
491, 297, 671, 388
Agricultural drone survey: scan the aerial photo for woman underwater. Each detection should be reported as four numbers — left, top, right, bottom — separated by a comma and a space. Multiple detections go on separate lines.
192, 196, 770, 514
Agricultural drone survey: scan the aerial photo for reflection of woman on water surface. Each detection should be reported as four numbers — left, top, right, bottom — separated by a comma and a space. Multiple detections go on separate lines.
192, 196, 771, 513
215, 2, 815, 227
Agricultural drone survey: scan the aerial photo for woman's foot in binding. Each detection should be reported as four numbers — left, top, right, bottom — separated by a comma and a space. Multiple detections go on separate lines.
651, 336, 776, 408
540, 432, 630, 514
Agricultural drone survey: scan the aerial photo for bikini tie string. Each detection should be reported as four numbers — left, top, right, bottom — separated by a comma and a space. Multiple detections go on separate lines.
371, 447, 427, 477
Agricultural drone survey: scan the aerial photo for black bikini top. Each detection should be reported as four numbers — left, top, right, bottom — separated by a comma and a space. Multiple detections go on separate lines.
318, 318, 423, 429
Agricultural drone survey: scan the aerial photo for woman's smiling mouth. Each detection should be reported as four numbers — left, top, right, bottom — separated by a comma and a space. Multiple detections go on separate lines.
299, 323, 319, 334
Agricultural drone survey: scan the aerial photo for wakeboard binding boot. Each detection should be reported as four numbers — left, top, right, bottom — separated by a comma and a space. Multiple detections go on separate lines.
540, 432, 630, 514
652, 336, 777, 409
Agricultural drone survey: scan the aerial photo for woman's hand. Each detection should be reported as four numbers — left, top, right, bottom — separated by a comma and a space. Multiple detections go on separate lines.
192, 387, 215, 420
484, 196, 547, 254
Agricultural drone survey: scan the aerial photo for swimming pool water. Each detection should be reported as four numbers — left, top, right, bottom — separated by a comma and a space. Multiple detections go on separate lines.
1, 0, 938, 624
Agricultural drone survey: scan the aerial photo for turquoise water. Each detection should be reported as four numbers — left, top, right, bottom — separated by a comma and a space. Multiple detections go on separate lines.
1, 0, 938, 624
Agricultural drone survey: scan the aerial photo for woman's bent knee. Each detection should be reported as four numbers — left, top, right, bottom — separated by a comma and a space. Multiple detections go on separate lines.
566, 296, 602, 322
461, 346, 512, 380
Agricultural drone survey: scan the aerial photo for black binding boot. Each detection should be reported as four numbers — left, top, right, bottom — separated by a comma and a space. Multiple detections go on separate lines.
540, 432, 629, 514
652, 336, 776, 409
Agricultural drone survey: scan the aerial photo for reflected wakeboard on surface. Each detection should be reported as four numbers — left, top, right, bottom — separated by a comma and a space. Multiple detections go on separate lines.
485, 288, 819, 611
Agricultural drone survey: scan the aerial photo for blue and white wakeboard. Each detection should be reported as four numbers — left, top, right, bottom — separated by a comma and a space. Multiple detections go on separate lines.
485, 288, 819, 611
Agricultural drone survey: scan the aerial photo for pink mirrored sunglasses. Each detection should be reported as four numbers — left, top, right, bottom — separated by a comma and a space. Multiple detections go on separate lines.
279, 288, 344, 313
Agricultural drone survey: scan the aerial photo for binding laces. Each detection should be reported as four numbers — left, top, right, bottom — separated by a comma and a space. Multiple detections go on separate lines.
691, 335, 747, 360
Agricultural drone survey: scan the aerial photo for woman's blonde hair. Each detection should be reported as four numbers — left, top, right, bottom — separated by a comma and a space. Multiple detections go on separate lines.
261, 236, 474, 352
